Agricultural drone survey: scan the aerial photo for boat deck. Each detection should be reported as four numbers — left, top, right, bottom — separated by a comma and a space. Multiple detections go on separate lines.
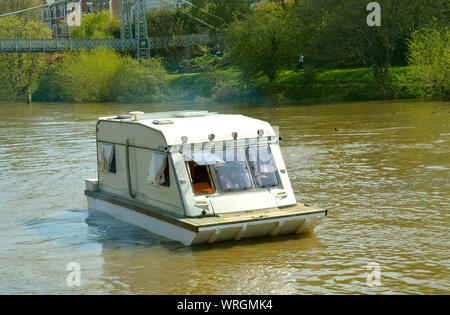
181, 204, 326, 229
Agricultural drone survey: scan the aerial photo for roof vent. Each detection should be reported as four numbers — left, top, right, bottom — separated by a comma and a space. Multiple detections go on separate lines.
153, 119, 174, 125
175, 111, 209, 118
129, 111, 145, 121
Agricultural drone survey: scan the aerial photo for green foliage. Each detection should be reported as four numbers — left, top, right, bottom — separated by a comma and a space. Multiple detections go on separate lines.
388, 67, 428, 99
0, 16, 52, 101
184, 46, 230, 72
224, 0, 447, 93
190, 0, 259, 29
167, 71, 263, 102
71, 11, 120, 39
0, 0, 40, 15
408, 25, 450, 99
0, 15, 52, 39
33, 60, 64, 102
37, 48, 168, 103
57, 47, 123, 102
227, 3, 302, 83
113, 58, 168, 103
146, 8, 192, 37
274, 67, 429, 102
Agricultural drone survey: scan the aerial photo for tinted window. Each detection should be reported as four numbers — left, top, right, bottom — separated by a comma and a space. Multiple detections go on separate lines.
213, 148, 253, 192
247, 145, 279, 188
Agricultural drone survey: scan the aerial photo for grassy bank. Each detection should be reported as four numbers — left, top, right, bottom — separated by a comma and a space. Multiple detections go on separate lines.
275, 67, 429, 102
167, 66, 432, 103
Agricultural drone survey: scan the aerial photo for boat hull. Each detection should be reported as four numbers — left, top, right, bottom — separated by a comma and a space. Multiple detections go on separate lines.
86, 192, 326, 246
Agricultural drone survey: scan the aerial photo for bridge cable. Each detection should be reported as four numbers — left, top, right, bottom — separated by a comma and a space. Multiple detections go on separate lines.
0, 0, 67, 18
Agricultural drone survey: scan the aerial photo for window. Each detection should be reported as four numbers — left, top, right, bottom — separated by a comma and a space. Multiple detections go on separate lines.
86, 2, 93, 13
188, 162, 214, 194
59, 5, 65, 18
213, 148, 253, 192
147, 152, 170, 187
247, 145, 279, 188
98, 142, 116, 173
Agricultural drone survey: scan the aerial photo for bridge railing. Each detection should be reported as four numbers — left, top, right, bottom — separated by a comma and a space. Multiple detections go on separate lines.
0, 33, 217, 53
0, 38, 136, 52
150, 33, 213, 48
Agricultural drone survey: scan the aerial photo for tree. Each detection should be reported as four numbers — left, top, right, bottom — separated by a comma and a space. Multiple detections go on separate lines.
146, 8, 193, 37
0, 16, 52, 101
227, 3, 302, 83
294, 0, 448, 94
56, 48, 168, 103
0, 0, 40, 14
408, 25, 449, 99
113, 58, 168, 103
190, 0, 259, 29
71, 11, 120, 39
57, 47, 124, 102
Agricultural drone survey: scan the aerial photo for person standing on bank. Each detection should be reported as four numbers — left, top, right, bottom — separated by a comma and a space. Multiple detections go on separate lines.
298, 53, 304, 70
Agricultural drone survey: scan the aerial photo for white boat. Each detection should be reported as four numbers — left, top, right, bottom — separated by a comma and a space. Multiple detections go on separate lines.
85, 110, 327, 245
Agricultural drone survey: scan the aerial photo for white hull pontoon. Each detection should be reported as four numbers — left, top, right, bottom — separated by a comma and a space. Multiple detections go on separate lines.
85, 110, 326, 245
86, 183, 326, 245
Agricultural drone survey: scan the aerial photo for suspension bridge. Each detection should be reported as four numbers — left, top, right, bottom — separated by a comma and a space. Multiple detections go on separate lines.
0, 0, 222, 59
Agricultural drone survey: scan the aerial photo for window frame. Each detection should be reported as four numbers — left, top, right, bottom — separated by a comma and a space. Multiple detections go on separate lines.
186, 161, 216, 195
98, 142, 116, 174
184, 144, 282, 196
246, 144, 281, 189
211, 147, 254, 193
147, 151, 170, 187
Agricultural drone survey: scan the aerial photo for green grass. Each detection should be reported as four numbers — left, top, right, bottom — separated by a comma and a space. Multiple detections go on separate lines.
273, 66, 427, 101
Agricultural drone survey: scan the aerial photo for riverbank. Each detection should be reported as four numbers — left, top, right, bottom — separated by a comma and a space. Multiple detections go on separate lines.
167, 66, 434, 103
3, 63, 443, 105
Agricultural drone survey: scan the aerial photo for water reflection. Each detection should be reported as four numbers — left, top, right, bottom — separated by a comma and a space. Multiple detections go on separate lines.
84, 209, 326, 294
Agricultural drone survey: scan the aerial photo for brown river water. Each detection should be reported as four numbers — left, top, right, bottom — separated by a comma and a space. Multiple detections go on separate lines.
0, 100, 448, 294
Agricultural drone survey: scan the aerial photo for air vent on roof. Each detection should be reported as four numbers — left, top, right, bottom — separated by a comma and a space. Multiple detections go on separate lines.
153, 119, 174, 125
175, 111, 209, 118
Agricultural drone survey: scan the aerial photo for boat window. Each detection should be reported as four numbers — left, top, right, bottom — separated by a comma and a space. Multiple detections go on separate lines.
247, 145, 279, 188
147, 152, 170, 187
98, 142, 116, 173
183, 149, 225, 165
188, 161, 214, 194
213, 148, 253, 192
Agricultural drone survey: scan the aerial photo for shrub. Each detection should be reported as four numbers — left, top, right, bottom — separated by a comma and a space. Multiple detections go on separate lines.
408, 25, 450, 100
57, 47, 123, 102
40, 48, 168, 103
113, 58, 168, 103
227, 3, 302, 83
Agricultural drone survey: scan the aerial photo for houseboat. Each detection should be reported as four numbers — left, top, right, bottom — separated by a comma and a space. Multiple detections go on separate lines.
85, 110, 327, 245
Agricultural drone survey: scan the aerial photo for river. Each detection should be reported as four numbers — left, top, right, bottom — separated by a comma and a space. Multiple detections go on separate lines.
0, 100, 448, 294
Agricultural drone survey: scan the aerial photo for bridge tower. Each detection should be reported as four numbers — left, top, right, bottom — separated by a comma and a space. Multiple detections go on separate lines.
120, 0, 150, 59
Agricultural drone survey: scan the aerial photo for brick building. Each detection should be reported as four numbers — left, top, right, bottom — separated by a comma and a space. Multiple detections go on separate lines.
43, 0, 120, 38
